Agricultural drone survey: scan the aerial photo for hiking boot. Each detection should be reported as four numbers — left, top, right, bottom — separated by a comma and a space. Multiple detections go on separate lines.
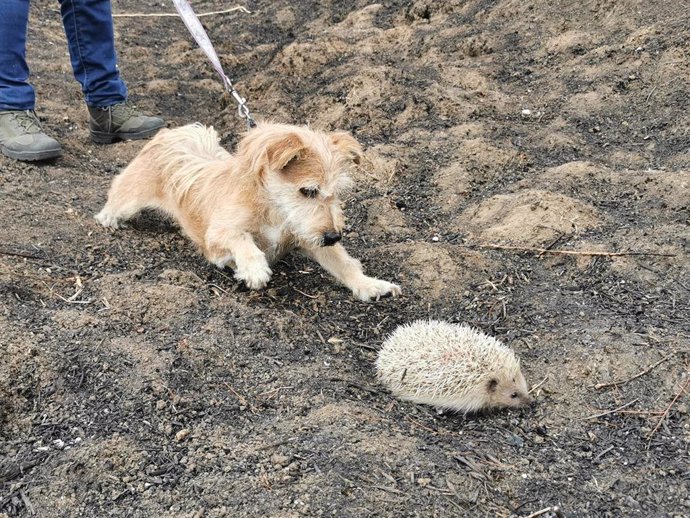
0, 110, 63, 161
88, 101, 165, 144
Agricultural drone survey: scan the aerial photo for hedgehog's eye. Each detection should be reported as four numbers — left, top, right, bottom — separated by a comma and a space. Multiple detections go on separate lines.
510, 392, 519, 399
300, 187, 319, 198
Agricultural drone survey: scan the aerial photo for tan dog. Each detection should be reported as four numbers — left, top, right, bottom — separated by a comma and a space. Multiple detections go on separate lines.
95, 122, 401, 301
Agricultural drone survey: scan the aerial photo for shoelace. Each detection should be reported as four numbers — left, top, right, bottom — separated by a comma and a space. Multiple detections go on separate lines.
9, 110, 42, 134
98, 101, 139, 129
100, 101, 138, 118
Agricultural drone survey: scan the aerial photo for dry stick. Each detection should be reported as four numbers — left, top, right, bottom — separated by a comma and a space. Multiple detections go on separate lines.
529, 375, 549, 395
647, 377, 690, 440
0, 250, 44, 260
537, 232, 568, 258
592, 445, 615, 462
580, 398, 639, 420
476, 243, 676, 258
593, 352, 677, 390
112, 6, 250, 18
0, 266, 66, 283
523, 506, 565, 518
293, 287, 320, 299
19, 490, 35, 516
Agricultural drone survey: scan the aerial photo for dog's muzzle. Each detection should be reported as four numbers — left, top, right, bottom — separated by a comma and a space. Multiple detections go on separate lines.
322, 231, 342, 247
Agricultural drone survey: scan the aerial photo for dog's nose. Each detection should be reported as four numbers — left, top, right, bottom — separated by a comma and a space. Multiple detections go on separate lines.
322, 231, 342, 246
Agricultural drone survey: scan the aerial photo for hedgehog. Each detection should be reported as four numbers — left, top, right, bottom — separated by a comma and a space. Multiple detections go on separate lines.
375, 320, 532, 414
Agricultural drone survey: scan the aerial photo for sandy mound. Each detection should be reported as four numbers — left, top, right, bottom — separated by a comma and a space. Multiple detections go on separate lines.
456, 189, 601, 246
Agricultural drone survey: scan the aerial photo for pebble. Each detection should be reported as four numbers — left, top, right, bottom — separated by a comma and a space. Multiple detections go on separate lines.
175, 428, 191, 442
271, 453, 291, 468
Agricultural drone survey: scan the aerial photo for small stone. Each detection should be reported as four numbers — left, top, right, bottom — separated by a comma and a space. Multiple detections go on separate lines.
53, 439, 65, 449
175, 428, 191, 442
156, 400, 166, 411
271, 453, 290, 468
417, 477, 431, 487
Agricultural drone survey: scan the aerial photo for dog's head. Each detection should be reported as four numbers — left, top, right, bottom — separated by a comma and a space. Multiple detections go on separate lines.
237, 123, 361, 249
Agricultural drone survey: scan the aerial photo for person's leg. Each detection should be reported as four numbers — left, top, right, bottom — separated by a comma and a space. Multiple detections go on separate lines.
58, 0, 127, 107
0, 0, 62, 161
59, 0, 164, 143
0, 0, 35, 110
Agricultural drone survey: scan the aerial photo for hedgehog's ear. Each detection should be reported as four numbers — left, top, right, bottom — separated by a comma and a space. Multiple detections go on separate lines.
487, 378, 498, 392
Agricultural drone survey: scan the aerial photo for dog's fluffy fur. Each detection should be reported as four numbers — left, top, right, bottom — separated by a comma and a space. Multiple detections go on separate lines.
95, 122, 401, 301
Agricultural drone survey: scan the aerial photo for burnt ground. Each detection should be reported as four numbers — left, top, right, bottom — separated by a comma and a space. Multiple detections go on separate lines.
1, 0, 689, 517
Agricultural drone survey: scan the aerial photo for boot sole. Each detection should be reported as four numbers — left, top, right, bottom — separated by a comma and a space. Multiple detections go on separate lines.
90, 125, 165, 144
0, 144, 62, 162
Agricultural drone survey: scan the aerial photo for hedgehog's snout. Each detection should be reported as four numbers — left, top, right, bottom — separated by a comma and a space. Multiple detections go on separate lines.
509, 390, 532, 408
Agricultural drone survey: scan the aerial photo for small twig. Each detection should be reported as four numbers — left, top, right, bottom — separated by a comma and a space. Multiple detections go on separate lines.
346, 382, 381, 396
475, 243, 675, 258
593, 445, 615, 462
0, 266, 67, 283
257, 386, 293, 398
112, 6, 250, 18
537, 232, 567, 257
366, 484, 406, 495
0, 249, 45, 260
523, 506, 565, 518
645, 84, 658, 104
529, 375, 549, 395
443, 495, 465, 513
208, 283, 226, 294
616, 409, 664, 415
222, 382, 258, 414
647, 377, 690, 440
592, 352, 677, 390
293, 287, 320, 299
20, 490, 35, 516
580, 398, 639, 420
405, 416, 437, 434
55, 292, 93, 305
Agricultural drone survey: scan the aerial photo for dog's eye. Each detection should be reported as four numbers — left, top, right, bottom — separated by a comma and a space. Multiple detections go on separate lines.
300, 187, 319, 198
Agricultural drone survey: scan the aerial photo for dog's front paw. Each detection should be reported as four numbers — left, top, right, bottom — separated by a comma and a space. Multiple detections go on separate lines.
94, 210, 120, 229
212, 254, 235, 270
352, 277, 401, 302
234, 260, 272, 290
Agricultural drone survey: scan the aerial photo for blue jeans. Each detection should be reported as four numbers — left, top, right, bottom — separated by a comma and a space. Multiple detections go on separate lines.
0, 0, 128, 110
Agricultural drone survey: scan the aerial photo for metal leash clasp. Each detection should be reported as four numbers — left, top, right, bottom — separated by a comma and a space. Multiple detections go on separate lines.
173, 0, 257, 129
229, 87, 255, 128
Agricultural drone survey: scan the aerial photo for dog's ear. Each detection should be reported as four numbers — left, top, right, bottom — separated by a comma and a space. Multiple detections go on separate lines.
330, 131, 363, 164
267, 133, 305, 172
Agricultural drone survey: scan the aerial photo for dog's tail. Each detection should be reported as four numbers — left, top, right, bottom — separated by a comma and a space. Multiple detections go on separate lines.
152, 124, 232, 204
166, 123, 230, 161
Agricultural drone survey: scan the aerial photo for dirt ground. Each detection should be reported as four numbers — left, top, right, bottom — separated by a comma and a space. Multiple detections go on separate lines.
1, 0, 689, 516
